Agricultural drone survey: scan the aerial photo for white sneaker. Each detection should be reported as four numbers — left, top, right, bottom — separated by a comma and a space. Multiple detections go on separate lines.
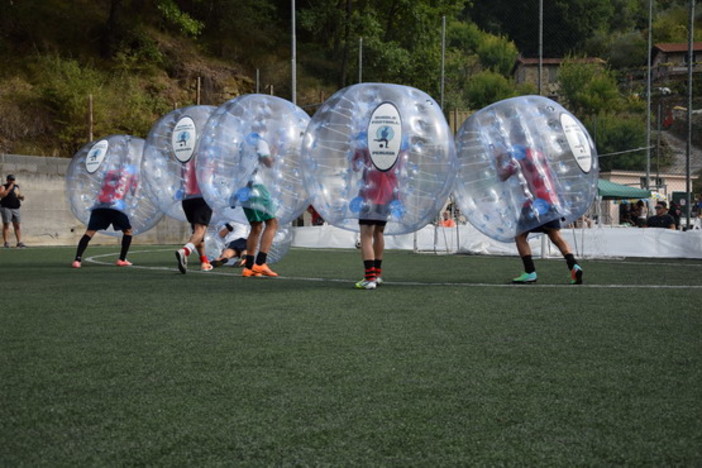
175, 249, 187, 274
354, 279, 377, 290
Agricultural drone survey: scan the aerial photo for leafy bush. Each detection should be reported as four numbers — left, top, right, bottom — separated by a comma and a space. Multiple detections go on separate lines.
463, 71, 517, 109
586, 113, 647, 171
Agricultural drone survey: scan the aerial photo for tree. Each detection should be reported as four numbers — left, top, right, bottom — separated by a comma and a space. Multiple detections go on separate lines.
558, 59, 621, 117
463, 71, 516, 109
466, 0, 615, 57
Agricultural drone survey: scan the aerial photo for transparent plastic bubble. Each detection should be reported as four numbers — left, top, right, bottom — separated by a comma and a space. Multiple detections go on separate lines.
66, 134, 164, 235
302, 83, 456, 235
453, 95, 599, 242
142, 105, 217, 221
196, 94, 311, 225
204, 208, 293, 265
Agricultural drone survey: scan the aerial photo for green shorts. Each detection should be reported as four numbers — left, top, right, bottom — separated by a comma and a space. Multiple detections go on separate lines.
243, 184, 276, 222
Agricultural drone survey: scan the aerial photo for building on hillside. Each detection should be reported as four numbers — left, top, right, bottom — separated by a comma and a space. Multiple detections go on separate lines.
512, 56, 606, 100
652, 42, 702, 82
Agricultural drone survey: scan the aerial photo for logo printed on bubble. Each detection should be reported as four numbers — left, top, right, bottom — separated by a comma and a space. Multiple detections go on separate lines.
368, 102, 402, 172
85, 139, 109, 174
561, 113, 592, 173
172, 116, 197, 163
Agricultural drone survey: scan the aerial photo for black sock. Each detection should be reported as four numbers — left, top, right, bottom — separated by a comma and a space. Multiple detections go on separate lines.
119, 235, 132, 261
245, 255, 255, 269
75, 235, 91, 261
255, 252, 268, 266
363, 260, 375, 280
521, 255, 536, 274
564, 253, 577, 270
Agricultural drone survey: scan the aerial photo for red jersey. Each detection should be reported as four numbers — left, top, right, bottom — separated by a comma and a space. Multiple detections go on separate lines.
181, 159, 201, 198
497, 146, 560, 210
352, 148, 398, 205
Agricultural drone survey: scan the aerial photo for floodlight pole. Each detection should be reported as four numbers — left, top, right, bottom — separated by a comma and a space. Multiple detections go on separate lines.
440, 15, 446, 109
358, 37, 363, 83
645, 0, 653, 191
685, 0, 695, 229
538, 0, 543, 95
291, 0, 297, 105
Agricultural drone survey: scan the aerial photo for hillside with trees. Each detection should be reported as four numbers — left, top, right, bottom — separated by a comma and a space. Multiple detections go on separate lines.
0, 0, 700, 180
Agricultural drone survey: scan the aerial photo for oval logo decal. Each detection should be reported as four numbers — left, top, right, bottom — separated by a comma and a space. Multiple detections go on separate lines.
368, 102, 402, 171
172, 116, 197, 163
561, 113, 593, 173
85, 139, 109, 174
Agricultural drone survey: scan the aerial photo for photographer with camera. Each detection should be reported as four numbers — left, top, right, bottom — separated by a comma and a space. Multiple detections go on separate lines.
0, 174, 26, 248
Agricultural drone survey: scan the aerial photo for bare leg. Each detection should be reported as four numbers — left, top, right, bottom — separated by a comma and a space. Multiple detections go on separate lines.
13, 221, 21, 244
189, 224, 208, 257
545, 229, 572, 256
359, 224, 375, 261
259, 218, 278, 254
372, 225, 385, 260
515, 232, 531, 257
247, 222, 263, 257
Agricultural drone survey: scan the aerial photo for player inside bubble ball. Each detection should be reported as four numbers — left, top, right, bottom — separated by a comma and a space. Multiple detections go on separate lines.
72, 166, 138, 268
210, 221, 249, 268
237, 133, 279, 277
350, 131, 404, 290
175, 157, 214, 273
495, 143, 583, 285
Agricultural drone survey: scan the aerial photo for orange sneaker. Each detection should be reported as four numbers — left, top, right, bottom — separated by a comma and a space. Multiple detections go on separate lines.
252, 263, 278, 277
115, 259, 133, 267
242, 268, 261, 277
71, 260, 81, 269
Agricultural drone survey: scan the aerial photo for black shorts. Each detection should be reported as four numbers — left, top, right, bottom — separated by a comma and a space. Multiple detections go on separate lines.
88, 208, 132, 232
523, 218, 561, 234
182, 197, 212, 227
225, 238, 247, 255
359, 218, 387, 227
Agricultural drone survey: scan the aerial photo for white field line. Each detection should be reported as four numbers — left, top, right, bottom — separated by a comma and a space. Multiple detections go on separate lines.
85, 250, 702, 290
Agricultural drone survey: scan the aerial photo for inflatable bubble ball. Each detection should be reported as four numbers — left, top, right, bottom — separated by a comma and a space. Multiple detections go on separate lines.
66, 134, 164, 236
142, 105, 217, 221
196, 94, 311, 225
301, 82, 456, 235
204, 217, 293, 266
453, 95, 599, 242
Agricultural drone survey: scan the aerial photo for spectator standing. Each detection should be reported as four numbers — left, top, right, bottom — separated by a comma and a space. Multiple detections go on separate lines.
0, 175, 26, 248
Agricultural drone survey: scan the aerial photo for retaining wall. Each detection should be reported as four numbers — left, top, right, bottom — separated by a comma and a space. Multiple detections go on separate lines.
0, 154, 190, 246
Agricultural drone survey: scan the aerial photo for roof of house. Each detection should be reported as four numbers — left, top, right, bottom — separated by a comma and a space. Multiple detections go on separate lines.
514, 57, 605, 67
654, 42, 702, 53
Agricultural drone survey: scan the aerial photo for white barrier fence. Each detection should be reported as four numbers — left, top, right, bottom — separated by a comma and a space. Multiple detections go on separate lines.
292, 223, 702, 259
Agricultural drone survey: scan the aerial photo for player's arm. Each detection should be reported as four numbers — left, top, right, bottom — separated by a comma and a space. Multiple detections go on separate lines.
495, 153, 517, 181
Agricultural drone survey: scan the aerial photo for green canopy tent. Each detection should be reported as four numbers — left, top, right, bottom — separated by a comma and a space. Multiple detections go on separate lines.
597, 179, 651, 200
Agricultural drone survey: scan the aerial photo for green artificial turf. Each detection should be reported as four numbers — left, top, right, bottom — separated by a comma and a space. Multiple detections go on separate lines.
1, 246, 701, 465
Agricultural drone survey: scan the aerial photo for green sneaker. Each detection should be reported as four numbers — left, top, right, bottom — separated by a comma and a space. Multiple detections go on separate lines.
354, 279, 377, 290
512, 272, 537, 284
570, 264, 583, 284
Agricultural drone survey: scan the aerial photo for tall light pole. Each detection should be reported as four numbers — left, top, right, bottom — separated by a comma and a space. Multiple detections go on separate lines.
685, 0, 695, 229
358, 37, 363, 83
440, 15, 446, 109
538, 0, 543, 95
291, 0, 297, 105
645, 0, 653, 190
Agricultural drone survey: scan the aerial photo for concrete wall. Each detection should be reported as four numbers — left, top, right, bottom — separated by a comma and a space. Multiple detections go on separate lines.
0, 154, 190, 246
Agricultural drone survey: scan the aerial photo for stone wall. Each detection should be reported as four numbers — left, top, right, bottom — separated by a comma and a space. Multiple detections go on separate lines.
0, 154, 190, 246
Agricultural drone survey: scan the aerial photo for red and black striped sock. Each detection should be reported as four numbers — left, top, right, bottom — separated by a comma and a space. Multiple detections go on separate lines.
363, 260, 376, 281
